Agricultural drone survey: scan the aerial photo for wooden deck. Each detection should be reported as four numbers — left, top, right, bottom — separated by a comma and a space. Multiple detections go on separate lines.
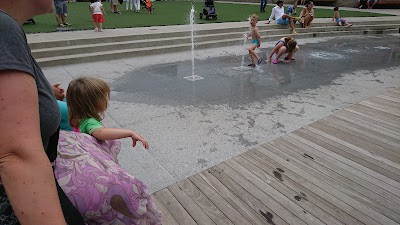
151, 88, 400, 225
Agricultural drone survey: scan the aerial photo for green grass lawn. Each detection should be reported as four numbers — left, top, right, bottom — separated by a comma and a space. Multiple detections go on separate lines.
22, 1, 391, 33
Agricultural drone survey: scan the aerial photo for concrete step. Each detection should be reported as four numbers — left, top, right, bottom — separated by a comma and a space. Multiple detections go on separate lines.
36, 28, 399, 67
31, 24, 400, 59
29, 18, 400, 50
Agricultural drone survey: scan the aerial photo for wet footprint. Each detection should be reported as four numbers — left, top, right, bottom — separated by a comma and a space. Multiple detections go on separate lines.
294, 192, 308, 201
273, 171, 283, 181
259, 210, 276, 225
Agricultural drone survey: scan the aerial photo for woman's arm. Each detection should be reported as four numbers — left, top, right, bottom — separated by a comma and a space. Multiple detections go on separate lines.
0, 70, 66, 225
92, 128, 149, 149
300, 8, 306, 17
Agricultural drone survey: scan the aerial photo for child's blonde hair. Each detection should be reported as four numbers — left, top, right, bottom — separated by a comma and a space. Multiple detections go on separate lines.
284, 36, 297, 53
66, 77, 111, 128
251, 14, 259, 21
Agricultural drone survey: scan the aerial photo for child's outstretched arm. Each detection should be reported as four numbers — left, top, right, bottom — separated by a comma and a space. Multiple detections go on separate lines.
101, 6, 106, 15
92, 128, 149, 149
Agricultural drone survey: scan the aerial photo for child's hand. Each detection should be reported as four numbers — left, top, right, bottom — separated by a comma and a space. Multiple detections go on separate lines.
267, 57, 272, 62
131, 131, 149, 149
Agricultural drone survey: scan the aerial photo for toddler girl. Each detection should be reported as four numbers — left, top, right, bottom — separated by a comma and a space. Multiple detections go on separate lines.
267, 36, 299, 64
90, 0, 106, 31
55, 77, 162, 225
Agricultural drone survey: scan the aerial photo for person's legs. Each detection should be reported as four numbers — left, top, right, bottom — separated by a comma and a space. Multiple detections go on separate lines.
134, 0, 140, 12
248, 45, 259, 66
285, 46, 299, 61
281, 14, 297, 33
303, 15, 313, 28
260, 0, 267, 12
274, 46, 287, 63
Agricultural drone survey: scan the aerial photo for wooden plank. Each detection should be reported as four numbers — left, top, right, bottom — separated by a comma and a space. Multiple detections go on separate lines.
377, 94, 400, 104
188, 174, 252, 225
259, 143, 399, 225
241, 152, 364, 225
168, 183, 216, 225
299, 127, 400, 184
369, 96, 400, 109
343, 108, 400, 133
249, 146, 384, 225
216, 161, 309, 225
330, 114, 400, 145
232, 155, 345, 225
177, 178, 234, 225
335, 110, 400, 141
276, 136, 400, 209
225, 159, 326, 225
360, 101, 400, 117
265, 139, 400, 223
286, 132, 400, 198
207, 166, 291, 225
197, 170, 269, 225
151, 194, 180, 225
309, 121, 400, 165
321, 117, 400, 152
306, 124, 400, 172
348, 104, 400, 126
153, 188, 197, 225
380, 90, 400, 101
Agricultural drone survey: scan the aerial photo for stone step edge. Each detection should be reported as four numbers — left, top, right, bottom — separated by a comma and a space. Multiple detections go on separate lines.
37, 29, 398, 68
32, 24, 400, 58
31, 23, 400, 54
29, 19, 400, 48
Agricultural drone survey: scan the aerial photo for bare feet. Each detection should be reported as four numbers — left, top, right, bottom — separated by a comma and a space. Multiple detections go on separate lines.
347, 24, 353, 27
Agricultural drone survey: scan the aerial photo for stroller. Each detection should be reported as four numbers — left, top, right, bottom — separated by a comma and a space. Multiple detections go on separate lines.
199, 0, 217, 20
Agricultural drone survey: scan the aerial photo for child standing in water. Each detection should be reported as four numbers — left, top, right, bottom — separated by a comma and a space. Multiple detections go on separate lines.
248, 14, 262, 67
267, 36, 299, 64
57, 76, 162, 224
333, 7, 352, 27
90, 0, 106, 32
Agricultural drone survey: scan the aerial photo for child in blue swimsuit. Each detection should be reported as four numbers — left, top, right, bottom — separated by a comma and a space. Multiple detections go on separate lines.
333, 7, 352, 27
247, 14, 262, 67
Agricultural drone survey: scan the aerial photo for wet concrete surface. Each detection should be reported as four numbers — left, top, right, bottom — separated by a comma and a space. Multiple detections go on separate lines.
44, 34, 400, 193
113, 36, 400, 106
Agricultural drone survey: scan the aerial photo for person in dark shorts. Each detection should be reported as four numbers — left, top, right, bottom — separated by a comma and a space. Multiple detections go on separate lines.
357, 0, 367, 8
54, 0, 70, 27
367, 0, 377, 8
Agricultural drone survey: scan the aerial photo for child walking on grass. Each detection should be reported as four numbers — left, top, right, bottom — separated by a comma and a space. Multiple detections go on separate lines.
333, 7, 352, 27
248, 14, 262, 67
90, 0, 106, 31
55, 76, 162, 224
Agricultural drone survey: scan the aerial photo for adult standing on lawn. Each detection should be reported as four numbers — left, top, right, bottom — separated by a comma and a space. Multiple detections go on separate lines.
126, 0, 133, 11
55, 0, 71, 27
133, 0, 141, 13
0, 0, 85, 224
357, 0, 368, 8
367, 0, 377, 9
260, 0, 267, 12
